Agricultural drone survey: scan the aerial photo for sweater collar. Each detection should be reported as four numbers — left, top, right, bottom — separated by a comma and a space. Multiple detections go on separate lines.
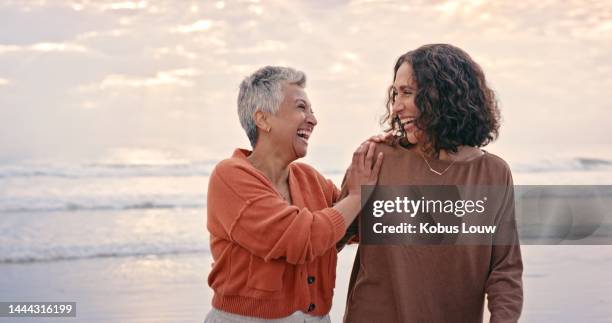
231, 148, 304, 207
232, 148, 252, 160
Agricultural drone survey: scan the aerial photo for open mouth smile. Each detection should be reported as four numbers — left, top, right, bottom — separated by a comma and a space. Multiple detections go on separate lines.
297, 128, 312, 143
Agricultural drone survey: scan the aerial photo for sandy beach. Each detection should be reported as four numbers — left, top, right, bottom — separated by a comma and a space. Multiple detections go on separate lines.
2, 163, 612, 322
2, 245, 612, 322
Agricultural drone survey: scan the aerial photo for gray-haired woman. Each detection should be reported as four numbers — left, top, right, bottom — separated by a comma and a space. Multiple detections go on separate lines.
205, 66, 383, 322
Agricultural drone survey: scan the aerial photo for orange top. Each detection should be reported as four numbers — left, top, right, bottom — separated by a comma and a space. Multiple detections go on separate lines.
206, 149, 346, 319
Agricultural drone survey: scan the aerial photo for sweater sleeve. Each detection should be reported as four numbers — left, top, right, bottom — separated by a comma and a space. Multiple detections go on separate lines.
485, 175, 524, 323
336, 168, 360, 251
207, 161, 346, 265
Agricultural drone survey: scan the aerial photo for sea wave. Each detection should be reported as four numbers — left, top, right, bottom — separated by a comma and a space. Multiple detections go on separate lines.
2, 157, 612, 179
0, 195, 205, 214
0, 246, 209, 264
0, 161, 217, 179
512, 158, 612, 173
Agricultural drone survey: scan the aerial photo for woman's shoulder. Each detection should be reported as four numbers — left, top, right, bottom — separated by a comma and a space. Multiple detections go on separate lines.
478, 150, 514, 185
481, 150, 512, 173
375, 141, 421, 155
211, 149, 258, 180
375, 141, 406, 154
375, 141, 421, 167
213, 158, 246, 174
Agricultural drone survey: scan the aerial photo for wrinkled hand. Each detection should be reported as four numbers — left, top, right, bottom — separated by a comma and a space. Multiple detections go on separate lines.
367, 131, 394, 144
345, 141, 383, 197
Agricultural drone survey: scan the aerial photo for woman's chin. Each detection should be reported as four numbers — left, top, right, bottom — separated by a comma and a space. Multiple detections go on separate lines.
293, 143, 308, 159
406, 134, 419, 145
295, 149, 307, 159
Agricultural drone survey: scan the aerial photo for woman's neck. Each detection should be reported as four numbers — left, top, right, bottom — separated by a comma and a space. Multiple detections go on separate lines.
423, 145, 484, 161
247, 145, 291, 186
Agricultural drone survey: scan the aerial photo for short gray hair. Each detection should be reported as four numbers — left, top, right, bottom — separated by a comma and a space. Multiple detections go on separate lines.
237, 66, 306, 147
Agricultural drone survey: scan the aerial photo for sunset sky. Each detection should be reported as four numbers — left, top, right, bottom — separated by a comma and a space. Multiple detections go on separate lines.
1, 0, 611, 169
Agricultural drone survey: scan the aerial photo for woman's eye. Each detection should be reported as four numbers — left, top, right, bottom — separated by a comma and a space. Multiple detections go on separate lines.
297, 105, 306, 110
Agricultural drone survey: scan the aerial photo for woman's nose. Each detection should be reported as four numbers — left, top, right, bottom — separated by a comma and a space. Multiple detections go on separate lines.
308, 114, 317, 126
306, 112, 317, 126
391, 100, 403, 115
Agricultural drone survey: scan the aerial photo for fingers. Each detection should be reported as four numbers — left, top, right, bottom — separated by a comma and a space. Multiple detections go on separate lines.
370, 152, 384, 182
364, 141, 375, 170
352, 141, 380, 176
367, 131, 395, 143
352, 141, 367, 170
368, 135, 382, 143
358, 142, 366, 170
368, 134, 385, 143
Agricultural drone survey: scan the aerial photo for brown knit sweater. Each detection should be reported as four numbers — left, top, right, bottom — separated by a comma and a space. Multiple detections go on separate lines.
343, 143, 523, 323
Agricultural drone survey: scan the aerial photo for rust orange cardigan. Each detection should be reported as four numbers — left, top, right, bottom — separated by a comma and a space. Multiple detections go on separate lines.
206, 149, 346, 319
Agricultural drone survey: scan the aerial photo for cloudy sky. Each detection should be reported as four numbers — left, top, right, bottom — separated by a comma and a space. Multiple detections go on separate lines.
1, 0, 611, 168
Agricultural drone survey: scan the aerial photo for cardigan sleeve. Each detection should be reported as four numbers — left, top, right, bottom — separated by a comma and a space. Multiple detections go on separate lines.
207, 161, 346, 265
335, 168, 361, 251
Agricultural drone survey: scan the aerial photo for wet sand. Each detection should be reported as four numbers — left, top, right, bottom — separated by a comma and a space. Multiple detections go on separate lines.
1, 246, 612, 322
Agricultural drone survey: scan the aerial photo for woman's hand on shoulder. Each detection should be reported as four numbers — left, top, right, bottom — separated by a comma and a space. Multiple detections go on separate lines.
366, 131, 394, 145
345, 141, 383, 197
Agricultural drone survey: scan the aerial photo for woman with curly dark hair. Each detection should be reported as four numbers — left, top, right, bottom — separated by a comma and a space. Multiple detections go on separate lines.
341, 44, 523, 323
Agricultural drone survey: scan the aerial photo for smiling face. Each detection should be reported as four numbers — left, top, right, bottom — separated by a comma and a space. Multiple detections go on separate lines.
267, 83, 317, 159
391, 62, 421, 145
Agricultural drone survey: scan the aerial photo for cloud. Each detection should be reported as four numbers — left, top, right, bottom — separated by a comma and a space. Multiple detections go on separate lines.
30, 42, 88, 52
248, 4, 264, 15
0, 45, 20, 54
216, 40, 286, 54
1, 0, 611, 164
101, 1, 148, 11
79, 68, 199, 91
153, 46, 198, 59
1, 0, 149, 12
75, 30, 126, 41
0, 42, 89, 55
173, 20, 213, 33
330, 63, 346, 74
343, 52, 360, 62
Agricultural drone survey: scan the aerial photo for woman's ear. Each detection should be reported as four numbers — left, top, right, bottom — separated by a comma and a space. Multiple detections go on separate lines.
253, 110, 271, 133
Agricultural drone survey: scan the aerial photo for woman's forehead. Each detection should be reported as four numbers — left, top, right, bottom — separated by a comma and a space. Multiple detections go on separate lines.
282, 83, 309, 102
394, 63, 416, 89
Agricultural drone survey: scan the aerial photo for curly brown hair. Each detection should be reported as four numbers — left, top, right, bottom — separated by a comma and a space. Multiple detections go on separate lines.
382, 44, 500, 158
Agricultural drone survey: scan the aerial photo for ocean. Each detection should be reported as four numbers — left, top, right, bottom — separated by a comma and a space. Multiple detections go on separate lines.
1, 157, 612, 322
2, 156, 612, 264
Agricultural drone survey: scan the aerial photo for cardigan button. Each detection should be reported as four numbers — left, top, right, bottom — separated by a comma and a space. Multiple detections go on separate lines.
307, 303, 316, 312
307, 276, 315, 284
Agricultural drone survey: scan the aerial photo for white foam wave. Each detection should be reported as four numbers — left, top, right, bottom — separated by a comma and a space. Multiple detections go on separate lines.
0, 245, 209, 264
511, 158, 612, 173
0, 161, 217, 179
0, 194, 205, 214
